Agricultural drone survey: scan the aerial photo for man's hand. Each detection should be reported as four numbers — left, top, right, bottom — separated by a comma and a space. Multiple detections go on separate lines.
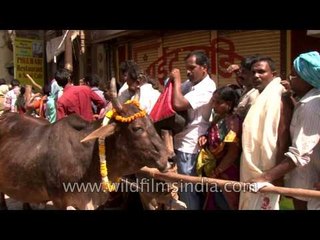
198, 135, 207, 148
170, 68, 181, 82
227, 64, 240, 74
248, 174, 269, 183
281, 80, 292, 91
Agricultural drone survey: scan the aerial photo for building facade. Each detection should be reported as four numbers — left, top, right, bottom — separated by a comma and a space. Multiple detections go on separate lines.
4, 30, 319, 88
85, 30, 320, 87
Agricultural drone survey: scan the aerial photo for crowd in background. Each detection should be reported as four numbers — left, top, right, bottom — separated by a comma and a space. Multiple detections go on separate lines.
1, 49, 320, 210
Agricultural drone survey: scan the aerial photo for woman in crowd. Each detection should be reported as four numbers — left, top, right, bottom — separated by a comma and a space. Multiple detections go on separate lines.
197, 86, 242, 210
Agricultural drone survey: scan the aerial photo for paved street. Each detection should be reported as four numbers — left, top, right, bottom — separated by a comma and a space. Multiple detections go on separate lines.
4, 195, 56, 210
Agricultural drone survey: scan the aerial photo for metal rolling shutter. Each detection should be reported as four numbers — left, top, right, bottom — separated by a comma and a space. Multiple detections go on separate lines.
162, 31, 211, 82
217, 30, 281, 87
131, 38, 160, 78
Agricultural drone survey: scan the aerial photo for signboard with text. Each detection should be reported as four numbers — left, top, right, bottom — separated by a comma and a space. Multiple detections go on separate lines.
14, 37, 44, 87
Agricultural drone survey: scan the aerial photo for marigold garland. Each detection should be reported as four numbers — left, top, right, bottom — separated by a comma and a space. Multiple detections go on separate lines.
105, 99, 146, 123
99, 140, 120, 192
100, 100, 145, 192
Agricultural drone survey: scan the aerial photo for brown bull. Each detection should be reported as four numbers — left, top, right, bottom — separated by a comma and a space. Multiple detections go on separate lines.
0, 78, 169, 210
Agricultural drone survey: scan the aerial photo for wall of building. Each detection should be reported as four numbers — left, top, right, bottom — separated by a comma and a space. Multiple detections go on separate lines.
129, 30, 283, 87
291, 30, 320, 61
89, 30, 287, 87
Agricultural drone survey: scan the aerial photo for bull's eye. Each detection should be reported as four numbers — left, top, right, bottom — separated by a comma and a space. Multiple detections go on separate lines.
132, 126, 143, 133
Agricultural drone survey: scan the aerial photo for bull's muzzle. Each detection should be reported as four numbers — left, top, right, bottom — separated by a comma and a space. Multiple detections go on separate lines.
159, 161, 173, 173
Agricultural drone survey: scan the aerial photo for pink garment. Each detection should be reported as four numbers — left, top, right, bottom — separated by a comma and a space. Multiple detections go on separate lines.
203, 114, 242, 210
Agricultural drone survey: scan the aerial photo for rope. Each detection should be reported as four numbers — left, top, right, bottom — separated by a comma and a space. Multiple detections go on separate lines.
139, 167, 320, 199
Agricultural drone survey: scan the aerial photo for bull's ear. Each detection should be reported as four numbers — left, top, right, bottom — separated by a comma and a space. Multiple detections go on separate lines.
81, 123, 117, 143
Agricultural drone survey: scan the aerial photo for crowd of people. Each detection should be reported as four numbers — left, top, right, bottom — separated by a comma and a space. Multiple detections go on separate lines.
0, 49, 320, 210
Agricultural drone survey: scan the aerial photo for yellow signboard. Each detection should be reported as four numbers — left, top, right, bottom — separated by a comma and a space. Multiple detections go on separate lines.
14, 37, 44, 87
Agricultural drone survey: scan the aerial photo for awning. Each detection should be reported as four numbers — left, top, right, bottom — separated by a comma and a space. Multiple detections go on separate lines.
307, 30, 320, 38
46, 30, 80, 63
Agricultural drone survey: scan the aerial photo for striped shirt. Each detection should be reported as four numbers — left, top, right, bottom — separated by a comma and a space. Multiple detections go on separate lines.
285, 88, 320, 205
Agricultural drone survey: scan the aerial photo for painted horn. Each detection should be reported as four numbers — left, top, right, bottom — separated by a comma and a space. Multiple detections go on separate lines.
109, 77, 123, 113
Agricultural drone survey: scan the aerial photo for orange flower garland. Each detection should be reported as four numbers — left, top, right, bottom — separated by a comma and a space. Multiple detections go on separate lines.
99, 141, 120, 192
106, 99, 146, 123
100, 100, 146, 192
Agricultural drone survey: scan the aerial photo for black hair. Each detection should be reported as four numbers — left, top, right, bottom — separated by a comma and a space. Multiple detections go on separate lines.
214, 86, 240, 113
15, 85, 26, 111
55, 68, 72, 88
240, 55, 258, 71
84, 74, 101, 87
127, 63, 141, 81
185, 51, 210, 69
120, 60, 139, 75
11, 79, 20, 87
227, 83, 243, 97
250, 55, 276, 72
42, 84, 51, 96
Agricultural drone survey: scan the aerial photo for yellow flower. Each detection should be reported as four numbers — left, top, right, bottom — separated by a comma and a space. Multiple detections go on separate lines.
105, 110, 114, 119
99, 100, 146, 192
107, 100, 146, 123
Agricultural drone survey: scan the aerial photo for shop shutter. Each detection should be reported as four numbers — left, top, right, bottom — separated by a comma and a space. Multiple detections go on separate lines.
131, 38, 161, 78
162, 31, 211, 82
217, 30, 281, 87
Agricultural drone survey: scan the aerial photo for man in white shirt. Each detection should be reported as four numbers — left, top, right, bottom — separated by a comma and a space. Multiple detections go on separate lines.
118, 62, 160, 114
171, 51, 216, 210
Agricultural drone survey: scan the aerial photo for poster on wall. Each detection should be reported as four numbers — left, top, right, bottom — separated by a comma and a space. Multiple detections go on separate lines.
14, 37, 44, 86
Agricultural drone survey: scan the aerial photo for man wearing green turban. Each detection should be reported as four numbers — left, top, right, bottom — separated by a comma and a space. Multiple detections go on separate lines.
293, 51, 320, 89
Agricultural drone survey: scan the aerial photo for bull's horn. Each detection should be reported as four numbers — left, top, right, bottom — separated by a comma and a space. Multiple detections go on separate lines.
110, 77, 123, 113
81, 123, 116, 142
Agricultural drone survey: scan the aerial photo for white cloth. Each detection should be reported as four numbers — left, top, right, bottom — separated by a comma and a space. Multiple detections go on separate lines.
118, 82, 133, 105
174, 75, 216, 154
284, 88, 320, 207
51, 79, 63, 99
239, 77, 284, 210
91, 87, 107, 114
248, 182, 278, 211
0, 84, 9, 96
4, 87, 20, 112
117, 83, 160, 114
139, 84, 161, 114
118, 82, 128, 95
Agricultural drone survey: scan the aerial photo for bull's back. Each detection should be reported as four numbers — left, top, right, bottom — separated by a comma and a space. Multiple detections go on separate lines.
0, 113, 51, 163
0, 113, 105, 207
0, 113, 51, 201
